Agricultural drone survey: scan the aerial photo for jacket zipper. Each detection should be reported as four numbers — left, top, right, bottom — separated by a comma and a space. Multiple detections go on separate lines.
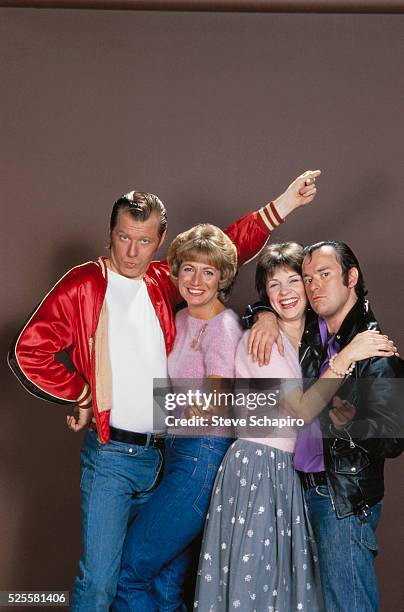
332, 427, 369, 454
299, 346, 310, 366
325, 473, 336, 512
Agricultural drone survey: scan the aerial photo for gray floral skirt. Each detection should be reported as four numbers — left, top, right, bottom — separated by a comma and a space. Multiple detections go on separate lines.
194, 440, 324, 612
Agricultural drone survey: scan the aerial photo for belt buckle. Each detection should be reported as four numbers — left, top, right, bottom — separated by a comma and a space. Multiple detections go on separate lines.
151, 435, 164, 449
309, 473, 317, 488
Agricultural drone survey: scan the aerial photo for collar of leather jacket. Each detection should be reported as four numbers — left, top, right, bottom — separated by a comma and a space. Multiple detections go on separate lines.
301, 298, 377, 355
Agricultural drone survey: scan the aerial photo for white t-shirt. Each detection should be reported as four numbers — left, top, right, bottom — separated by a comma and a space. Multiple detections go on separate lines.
106, 269, 167, 433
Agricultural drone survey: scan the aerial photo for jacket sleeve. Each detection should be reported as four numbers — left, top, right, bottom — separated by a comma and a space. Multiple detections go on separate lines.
242, 301, 274, 329
334, 356, 404, 459
223, 204, 283, 266
8, 270, 91, 406
161, 204, 283, 308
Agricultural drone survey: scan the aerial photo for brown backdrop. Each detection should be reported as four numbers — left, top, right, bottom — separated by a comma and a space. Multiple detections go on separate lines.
1, 7, 403, 611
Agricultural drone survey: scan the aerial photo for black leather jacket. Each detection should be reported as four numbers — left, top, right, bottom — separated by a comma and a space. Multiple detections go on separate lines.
300, 299, 404, 518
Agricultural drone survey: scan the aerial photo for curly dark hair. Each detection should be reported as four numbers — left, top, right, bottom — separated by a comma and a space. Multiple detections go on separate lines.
255, 242, 304, 302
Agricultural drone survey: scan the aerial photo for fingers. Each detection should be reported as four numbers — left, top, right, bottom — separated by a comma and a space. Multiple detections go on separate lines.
66, 413, 89, 432
66, 414, 81, 432
371, 332, 396, 348
298, 170, 321, 189
300, 169, 321, 180
289, 170, 321, 192
371, 335, 397, 355
329, 397, 356, 429
263, 337, 273, 366
332, 396, 354, 412
297, 170, 319, 202
331, 395, 344, 409
186, 405, 206, 419
255, 332, 276, 366
257, 336, 269, 367
329, 408, 353, 426
299, 186, 317, 198
378, 335, 398, 353
352, 330, 398, 359
247, 328, 258, 356
372, 349, 396, 357
276, 334, 284, 358
248, 313, 279, 364
248, 328, 264, 362
329, 409, 348, 430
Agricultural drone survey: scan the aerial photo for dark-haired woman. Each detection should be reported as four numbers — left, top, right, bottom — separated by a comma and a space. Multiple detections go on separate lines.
195, 242, 394, 612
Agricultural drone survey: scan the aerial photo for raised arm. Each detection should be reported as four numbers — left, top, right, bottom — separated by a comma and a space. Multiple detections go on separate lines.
224, 170, 321, 265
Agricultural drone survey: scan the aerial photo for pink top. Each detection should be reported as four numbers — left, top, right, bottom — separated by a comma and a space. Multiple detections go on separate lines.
168, 308, 242, 379
235, 330, 302, 452
167, 308, 242, 437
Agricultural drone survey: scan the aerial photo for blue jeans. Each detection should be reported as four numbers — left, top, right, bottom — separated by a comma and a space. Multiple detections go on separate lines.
305, 485, 382, 612
70, 430, 163, 612
112, 435, 232, 612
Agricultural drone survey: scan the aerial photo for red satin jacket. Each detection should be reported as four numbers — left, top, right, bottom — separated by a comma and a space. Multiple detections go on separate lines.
8, 207, 280, 442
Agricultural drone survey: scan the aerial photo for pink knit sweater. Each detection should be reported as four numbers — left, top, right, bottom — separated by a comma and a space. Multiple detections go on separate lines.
168, 308, 242, 380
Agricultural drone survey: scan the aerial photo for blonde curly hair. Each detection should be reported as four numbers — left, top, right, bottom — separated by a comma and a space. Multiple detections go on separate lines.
167, 224, 238, 302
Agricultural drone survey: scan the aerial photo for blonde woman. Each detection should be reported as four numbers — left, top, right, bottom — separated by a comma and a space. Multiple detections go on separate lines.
114, 224, 241, 612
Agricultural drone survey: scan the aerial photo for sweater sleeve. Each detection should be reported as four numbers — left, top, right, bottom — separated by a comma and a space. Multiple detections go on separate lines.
202, 311, 242, 378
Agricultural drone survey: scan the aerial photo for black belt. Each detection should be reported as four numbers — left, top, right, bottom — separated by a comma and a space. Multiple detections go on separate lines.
109, 426, 165, 449
298, 471, 328, 490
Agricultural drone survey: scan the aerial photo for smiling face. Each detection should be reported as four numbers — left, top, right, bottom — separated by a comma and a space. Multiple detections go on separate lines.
302, 246, 358, 332
177, 257, 222, 315
109, 209, 165, 279
266, 265, 307, 323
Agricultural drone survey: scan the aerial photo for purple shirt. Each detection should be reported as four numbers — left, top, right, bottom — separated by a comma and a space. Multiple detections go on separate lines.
294, 318, 339, 473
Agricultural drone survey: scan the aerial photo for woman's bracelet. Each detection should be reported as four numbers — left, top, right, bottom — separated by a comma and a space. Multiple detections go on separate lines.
329, 353, 355, 378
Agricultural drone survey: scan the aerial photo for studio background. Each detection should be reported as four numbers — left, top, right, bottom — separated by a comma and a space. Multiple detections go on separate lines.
1, 6, 403, 610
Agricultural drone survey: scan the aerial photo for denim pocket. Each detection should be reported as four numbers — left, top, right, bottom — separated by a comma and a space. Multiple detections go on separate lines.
165, 438, 200, 481
192, 453, 223, 518
79, 464, 88, 490
314, 485, 331, 498
358, 502, 382, 553
79, 432, 98, 490
360, 520, 379, 553
202, 437, 232, 458
192, 466, 217, 518
169, 437, 201, 460
80, 463, 93, 491
142, 449, 164, 493
98, 439, 142, 457
79, 450, 99, 492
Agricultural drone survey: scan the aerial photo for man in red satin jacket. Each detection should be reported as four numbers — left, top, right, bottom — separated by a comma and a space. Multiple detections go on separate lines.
8, 172, 319, 611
